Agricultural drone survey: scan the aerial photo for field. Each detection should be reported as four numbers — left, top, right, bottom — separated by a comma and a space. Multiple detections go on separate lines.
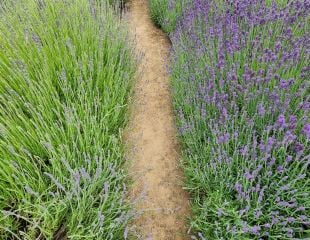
0, 0, 309, 239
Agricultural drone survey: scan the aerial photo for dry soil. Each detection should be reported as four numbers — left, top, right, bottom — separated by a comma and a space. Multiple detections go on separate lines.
124, 0, 190, 239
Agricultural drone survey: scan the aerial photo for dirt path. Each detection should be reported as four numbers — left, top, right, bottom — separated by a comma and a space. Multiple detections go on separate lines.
124, 0, 190, 239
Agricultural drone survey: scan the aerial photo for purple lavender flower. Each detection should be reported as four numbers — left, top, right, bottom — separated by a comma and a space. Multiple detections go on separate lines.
244, 169, 254, 180
296, 206, 305, 212
286, 155, 293, 163
276, 114, 286, 129
288, 115, 297, 130
253, 210, 262, 219
80, 168, 91, 181
104, 181, 109, 200
217, 208, 224, 217
276, 165, 285, 173
302, 123, 310, 139
217, 133, 230, 144
25, 184, 39, 197
250, 225, 261, 235
294, 142, 304, 154
44, 172, 66, 193
98, 211, 104, 227
283, 131, 296, 144
257, 103, 266, 116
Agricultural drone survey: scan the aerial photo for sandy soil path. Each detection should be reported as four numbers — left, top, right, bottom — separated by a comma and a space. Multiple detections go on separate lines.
124, 0, 190, 239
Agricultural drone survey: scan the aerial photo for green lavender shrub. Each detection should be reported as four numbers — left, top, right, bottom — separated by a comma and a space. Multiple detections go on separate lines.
0, 0, 135, 239
148, 0, 187, 33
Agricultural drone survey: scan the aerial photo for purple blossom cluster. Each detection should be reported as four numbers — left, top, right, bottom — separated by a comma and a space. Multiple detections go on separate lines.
169, 0, 309, 238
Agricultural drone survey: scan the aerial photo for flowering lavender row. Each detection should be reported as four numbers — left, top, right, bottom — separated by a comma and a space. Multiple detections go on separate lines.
164, 0, 310, 238
0, 0, 135, 239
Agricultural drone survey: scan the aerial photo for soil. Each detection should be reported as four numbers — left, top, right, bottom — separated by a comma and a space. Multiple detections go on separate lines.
124, 0, 190, 239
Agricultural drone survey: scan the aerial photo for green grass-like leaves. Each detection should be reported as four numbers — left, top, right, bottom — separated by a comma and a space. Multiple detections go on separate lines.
148, 0, 186, 33
0, 0, 135, 239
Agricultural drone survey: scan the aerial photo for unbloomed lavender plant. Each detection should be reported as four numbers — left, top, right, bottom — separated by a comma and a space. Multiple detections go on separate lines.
148, 0, 188, 33
0, 0, 135, 239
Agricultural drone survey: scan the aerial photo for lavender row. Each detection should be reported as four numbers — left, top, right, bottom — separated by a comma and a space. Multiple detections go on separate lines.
165, 0, 309, 238
0, 1, 135, 239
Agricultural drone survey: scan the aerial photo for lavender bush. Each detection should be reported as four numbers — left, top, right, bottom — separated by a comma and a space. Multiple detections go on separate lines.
148, 0, 187, 33
153, 0, 309, 238
0, 0, 135, 239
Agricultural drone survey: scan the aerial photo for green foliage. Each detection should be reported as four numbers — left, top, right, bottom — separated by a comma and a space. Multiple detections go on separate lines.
0, 0, 135, 239
148, 0, 186, 33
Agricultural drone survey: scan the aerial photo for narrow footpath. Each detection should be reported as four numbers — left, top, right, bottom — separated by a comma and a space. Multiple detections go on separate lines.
125, 0, 190, 239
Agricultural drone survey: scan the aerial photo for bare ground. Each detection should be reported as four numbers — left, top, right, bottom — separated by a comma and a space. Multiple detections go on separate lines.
124, 0, 190, 239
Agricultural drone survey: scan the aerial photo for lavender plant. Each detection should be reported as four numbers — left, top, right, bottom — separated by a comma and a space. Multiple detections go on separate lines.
0, 0, 135, 239
153, 0, 309, 238
148, 0, 187, 33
